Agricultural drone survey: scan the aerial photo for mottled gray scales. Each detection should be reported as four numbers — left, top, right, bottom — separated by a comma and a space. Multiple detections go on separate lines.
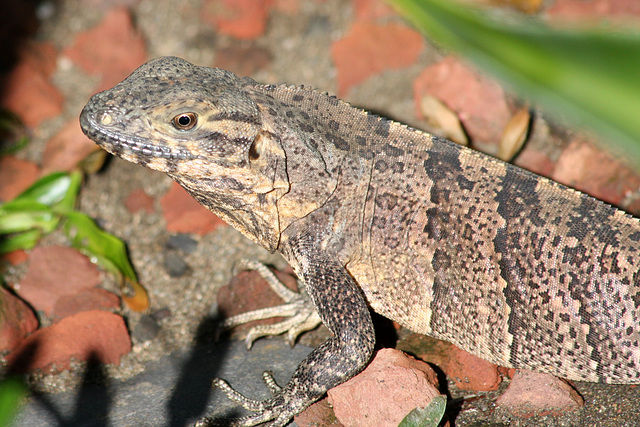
80, 57, 640, 426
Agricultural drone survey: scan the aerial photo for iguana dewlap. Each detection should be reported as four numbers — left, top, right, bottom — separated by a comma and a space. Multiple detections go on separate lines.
80, 57, 640, 426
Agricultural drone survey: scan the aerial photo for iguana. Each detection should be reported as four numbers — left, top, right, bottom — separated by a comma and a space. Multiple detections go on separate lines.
80, 56, 640, 426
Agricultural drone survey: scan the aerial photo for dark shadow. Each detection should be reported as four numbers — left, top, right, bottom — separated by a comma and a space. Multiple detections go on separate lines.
0, 0, 53, 154
7, 348, 113, 427
166, 314, 239, 427
393, 338, 460, 426
5, 313, 242, 426
372, 311, 398, 349
65, 352, 112, 426
0, 0, 42, 74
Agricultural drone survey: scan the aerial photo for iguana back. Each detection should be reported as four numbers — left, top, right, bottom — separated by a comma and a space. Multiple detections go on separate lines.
262, 82, 640, 384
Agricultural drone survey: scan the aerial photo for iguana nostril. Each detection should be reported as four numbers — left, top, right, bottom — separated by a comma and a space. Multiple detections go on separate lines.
99, 112, 113, 126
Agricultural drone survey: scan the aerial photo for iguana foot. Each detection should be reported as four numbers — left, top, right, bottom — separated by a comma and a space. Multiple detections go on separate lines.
194, 372, 302, 427
217, 259, 321, 348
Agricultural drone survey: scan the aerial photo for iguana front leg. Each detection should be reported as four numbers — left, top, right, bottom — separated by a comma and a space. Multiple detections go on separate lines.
200, 248, 375, 427
217, 259, 322, 348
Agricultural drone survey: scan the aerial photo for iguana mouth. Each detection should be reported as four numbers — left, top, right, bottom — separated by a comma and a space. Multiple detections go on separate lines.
80, 105, 197, 162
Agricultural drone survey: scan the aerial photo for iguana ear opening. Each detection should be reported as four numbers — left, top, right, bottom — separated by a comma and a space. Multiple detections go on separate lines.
248, 135, 261, 161
248, 131, 290, 195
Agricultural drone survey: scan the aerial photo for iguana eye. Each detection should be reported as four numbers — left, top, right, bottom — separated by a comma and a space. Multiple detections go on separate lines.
172, 112, 198, 130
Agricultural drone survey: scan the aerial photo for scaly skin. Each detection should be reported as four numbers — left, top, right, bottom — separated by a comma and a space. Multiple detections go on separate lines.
81, 57, 640, 425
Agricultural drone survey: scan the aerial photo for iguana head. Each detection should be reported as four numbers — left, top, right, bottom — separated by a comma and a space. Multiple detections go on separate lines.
80, 56, 289, 252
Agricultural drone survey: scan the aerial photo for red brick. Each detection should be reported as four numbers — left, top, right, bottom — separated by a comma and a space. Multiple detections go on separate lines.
327, 349, 442, 427
17, 246, 101, 316
399, 333, 502, 391
42, 119, 100, 174
202, 0, 274, 40
161, 181, 225, 235
6, 310, 131, 374
497, 370, 584, 417
552, 139, 640, 206
53, 287, 120, 321
1, 42, 63, 128
414, 56, 511, 146
352, 0, 395, 21
0, 287, 38, 353
62, 7, 147, 92
548, 0, 640, 24
332, 22, 423, 96
123, 188, 155, 214
217, 269, 298, 336
0, 156, 40, 202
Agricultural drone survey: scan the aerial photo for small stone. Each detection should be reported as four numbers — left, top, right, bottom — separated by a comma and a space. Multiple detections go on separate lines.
151, 307, 172, 321
0, 287, 39, 353
305, 14, 330, 37
548, 0, 640, 24
274, 0, 300, 14
497, 370, 584, 417
498, 366, 516, 379
6, 310, 131, 374
163, 251, 190, 278
166, 234, 198, 254
445, 345, 502, 391
513, 148, 555, 177
1, 250, 29, 266
327, 349, 442, 427
132, 314, 161, 342
352, 0, 395, 21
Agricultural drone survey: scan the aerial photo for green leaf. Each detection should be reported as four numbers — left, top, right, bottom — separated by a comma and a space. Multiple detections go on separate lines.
0, 229, 43, 254
0, 201, 58, 234
0, 376, 28, 427
63, 211, 149, 312
0, 136, 29, 156
12, 172, 73, 207
63, 211, 137, 282
0, 109, 29, 156
389, 0, 640, 164
399, 395, 447, 427
53, 170, 82, 213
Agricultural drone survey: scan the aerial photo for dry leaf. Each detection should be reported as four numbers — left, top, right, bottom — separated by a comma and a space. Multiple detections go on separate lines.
420, 94, 468, 146
498, 107, 531, 161
122, 279, 150, 312
79, 148, 108, 174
